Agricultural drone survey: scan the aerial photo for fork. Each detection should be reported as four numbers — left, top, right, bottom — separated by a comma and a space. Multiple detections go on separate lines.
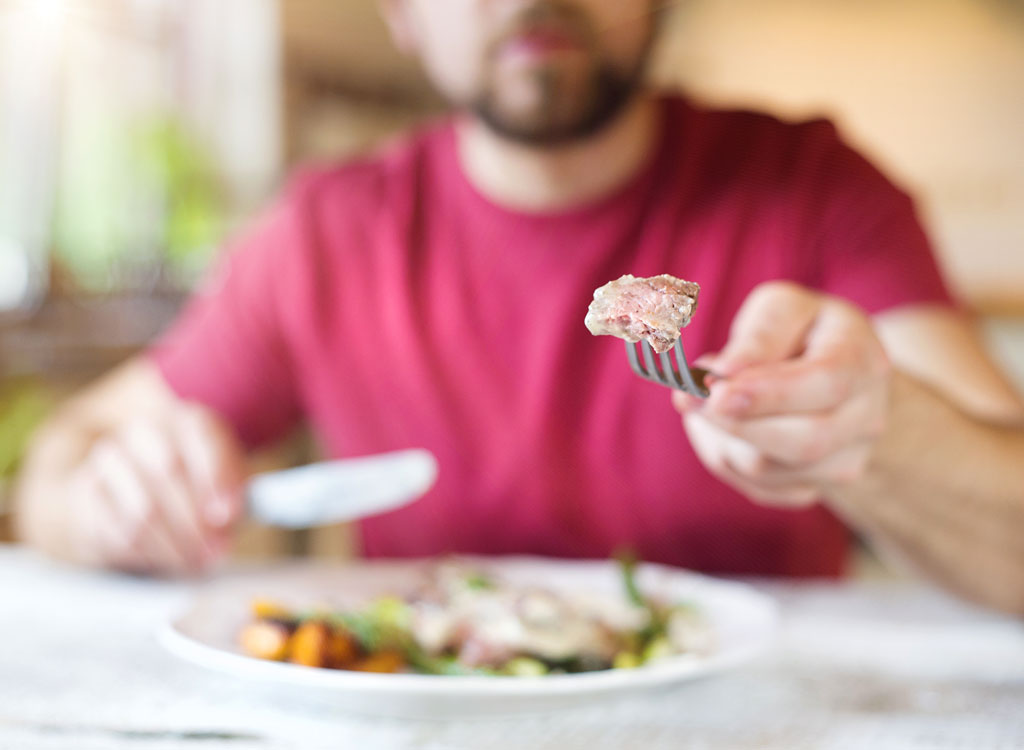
625, 338, 711, 398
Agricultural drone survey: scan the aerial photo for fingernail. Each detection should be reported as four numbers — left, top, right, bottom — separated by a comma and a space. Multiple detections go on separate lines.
702, 371, 724, 388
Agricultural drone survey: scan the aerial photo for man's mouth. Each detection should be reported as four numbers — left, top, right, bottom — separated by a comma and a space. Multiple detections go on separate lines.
496, 25, 588, 64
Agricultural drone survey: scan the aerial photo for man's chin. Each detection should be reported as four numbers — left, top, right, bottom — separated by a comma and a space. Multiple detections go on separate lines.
471, 89, 639, 147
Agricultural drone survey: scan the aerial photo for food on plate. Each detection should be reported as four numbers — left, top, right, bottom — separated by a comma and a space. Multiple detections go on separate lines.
585, 274, 700, 353
237, 557, 714, 676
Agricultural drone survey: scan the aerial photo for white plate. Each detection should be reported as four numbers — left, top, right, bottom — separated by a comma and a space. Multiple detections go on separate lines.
159, 557, 778, 718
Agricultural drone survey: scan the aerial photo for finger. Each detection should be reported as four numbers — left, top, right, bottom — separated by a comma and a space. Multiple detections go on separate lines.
712, 282, 821, 375
91, 440, 148, 530
172, 407, 245, 529
671, 390, 703, 414
681, 409, 731, 475
721, 472, 821, 507
88, 490, 154, 574
92, 440, 196, 574
67, 464, 143, 570
705, 352, 866, 419
722, 438, 872, 489
697, 390, 885, 466
109, 429, 212, 573
687, 409, 874, 489
683, 414, 820, 507
714, 298, 885, 417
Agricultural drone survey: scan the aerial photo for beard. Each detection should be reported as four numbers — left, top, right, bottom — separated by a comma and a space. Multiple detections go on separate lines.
470, 61, 647, 147
466, 4, 654, 147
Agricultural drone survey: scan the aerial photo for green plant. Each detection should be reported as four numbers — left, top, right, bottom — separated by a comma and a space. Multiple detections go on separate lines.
53, 112, 226, 290
0, 379, 53, 480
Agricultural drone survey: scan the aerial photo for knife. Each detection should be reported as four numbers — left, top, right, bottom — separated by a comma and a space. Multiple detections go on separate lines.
246, 448, 438, 528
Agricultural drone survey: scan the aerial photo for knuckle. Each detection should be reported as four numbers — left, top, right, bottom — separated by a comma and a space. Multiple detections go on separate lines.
755, 280, 803, 301
798, 418, 836, 462
703, 455, 732, 482
796, 439, 829, 465
738, 451, 771, 479
704, 454, 727, 477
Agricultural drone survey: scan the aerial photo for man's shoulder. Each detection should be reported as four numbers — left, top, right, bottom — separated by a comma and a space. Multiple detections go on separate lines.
669, 93, 839, 143
662, 92, 881, 201
663, 93, 845, 169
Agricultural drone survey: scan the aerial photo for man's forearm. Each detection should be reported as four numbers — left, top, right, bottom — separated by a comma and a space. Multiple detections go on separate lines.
827, 371, 1024, 615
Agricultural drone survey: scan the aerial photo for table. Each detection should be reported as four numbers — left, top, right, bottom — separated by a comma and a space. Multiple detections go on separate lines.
2, 546, 1022, 750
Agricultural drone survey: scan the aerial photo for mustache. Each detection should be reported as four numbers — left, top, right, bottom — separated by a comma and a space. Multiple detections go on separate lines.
489, 1, 598, 50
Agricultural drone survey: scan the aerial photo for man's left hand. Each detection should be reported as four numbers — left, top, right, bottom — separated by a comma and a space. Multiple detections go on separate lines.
673, 281, 892, 507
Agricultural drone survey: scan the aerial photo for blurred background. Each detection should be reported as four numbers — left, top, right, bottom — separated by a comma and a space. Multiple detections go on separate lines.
0, 0, 1022, 565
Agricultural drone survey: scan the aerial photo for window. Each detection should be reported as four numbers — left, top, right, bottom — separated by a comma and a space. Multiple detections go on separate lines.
0, 0, 281, 311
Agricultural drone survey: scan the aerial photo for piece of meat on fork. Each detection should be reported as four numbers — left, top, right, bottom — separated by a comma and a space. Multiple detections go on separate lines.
585, 273, 708, 397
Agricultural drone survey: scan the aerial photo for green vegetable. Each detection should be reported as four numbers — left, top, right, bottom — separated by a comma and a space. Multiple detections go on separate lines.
330, 611, 400, 652
613, 651, 641, 670
464, 573, 495, 590
641, 636, 672, 664
404, 645, 497, 677
369, 596, 412, 628
502, 657, 548, 677
615, 550, 646, 608
615, 550, 671, 654
329, 597, 497, 676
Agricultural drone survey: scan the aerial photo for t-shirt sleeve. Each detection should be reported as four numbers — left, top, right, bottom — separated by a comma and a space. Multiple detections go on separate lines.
804, 121, 957, 315
149, 196, 304, 449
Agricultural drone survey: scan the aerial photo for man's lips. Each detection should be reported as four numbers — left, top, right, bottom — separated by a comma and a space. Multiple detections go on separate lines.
497, 27, 586, 62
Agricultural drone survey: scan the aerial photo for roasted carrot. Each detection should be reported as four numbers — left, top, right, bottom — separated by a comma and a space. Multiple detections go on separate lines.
350, 650, 405, 673
251, 598, 292, 620
239, 621, 292, 661
289, 621, 331, 667
326, 627, 359, 668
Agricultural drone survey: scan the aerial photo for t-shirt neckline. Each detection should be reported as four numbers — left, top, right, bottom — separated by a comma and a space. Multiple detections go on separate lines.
443, 95, 676, 224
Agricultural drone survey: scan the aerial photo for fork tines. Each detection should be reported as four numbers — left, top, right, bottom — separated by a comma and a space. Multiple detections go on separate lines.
625, 338, 710, 398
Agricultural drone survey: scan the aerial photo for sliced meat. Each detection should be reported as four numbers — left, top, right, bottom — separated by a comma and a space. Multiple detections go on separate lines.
585, 274, 700, 353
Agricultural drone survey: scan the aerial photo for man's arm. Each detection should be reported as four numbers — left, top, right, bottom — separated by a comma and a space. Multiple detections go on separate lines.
829, 369, 1024, 612
674, 282, 1024, 616
14, 358, 246, 575
829, 308, 1024, 611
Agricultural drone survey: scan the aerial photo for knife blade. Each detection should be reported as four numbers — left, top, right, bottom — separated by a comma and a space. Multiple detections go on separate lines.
246, 448, 438, 528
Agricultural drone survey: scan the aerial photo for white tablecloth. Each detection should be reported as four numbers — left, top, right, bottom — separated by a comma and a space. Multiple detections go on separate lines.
2, 545, 1022, 750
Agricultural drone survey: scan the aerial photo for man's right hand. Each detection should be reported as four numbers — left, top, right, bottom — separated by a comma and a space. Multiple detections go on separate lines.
15, 359, 247, 577
68, 407, 246, 575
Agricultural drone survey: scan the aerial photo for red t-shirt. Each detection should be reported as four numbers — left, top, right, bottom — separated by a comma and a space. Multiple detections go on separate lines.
151, 95, 953, 577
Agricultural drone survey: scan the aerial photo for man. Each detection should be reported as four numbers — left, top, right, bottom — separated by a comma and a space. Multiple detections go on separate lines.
15, 1, 1024, 614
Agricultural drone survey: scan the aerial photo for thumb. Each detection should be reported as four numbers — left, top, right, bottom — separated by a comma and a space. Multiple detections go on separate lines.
715, 281, 822, 375
175, 406, 247, 528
